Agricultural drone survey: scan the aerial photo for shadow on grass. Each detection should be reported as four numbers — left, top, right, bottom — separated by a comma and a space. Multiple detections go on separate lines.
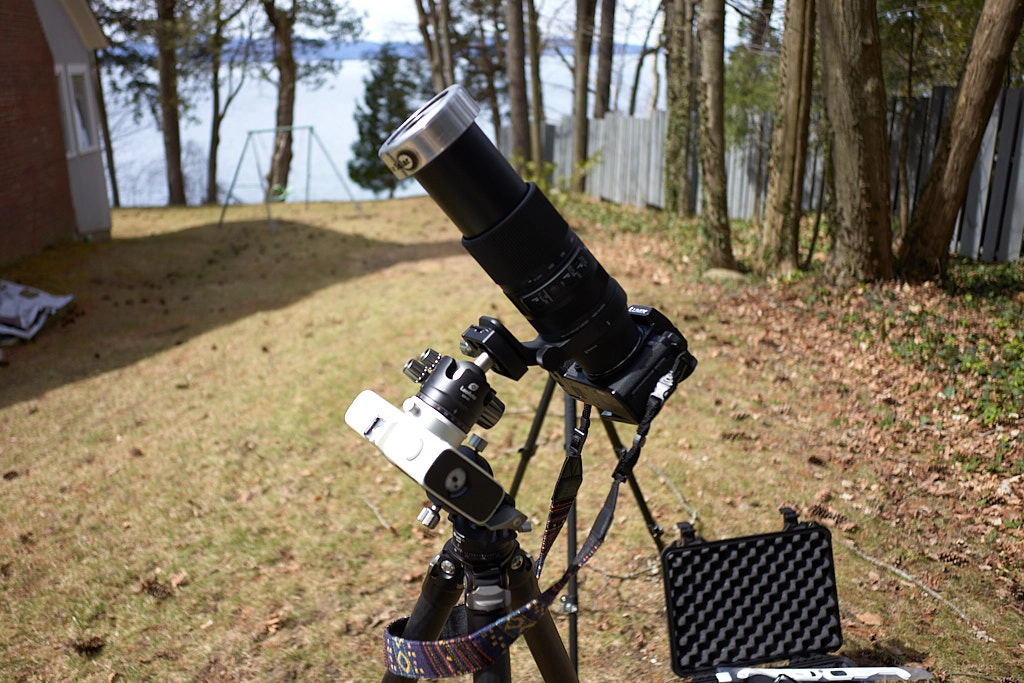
0, 218, 465, 408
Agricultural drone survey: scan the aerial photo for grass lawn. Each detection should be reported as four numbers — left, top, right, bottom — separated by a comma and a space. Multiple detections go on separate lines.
1, 198, 1021, 681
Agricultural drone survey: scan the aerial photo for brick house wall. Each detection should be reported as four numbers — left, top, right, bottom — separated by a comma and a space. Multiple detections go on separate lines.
0, 0, 78, 267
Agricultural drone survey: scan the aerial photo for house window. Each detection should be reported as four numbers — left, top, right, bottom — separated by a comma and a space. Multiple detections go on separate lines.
55, 64, 99, 156
54, 67, 75, 156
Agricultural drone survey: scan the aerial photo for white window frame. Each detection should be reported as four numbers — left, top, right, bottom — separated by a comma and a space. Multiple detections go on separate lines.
54, 66, 76, 157
55, 63, 101, 157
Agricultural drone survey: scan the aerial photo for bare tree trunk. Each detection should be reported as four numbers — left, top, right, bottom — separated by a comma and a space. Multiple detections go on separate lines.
627, 7, 660, 117
898, 0, 1024, 280
819, 0, 893, 285
262, 1, 295, 199
156, 0, 186, 205
749, 0, 774, 50
893, 21, 918, 251
93, 54, 120, 208
415, 0, 446, 91
571, 0, 597, 192
664, 0, 696, 215
505, 0, 531, 167
438, 0, 455, 85
697, 0, 737, 269
474, 16, 501, 138
204, 5, 248, 206
593, 0, 616, 118
759, 0, 815, 276
527, 0, 545, 168
207, 51, 223, 205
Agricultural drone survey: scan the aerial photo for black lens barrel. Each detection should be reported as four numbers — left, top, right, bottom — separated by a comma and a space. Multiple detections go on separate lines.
410, 124, 528, 238
461, 183, 641, 377
379, 85, 643, 379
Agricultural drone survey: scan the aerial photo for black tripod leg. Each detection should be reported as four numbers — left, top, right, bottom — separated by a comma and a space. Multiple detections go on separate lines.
381, 550, 465, 683
466, 585, 513, 683
601, 417, 665, 551
563, 393, 580, 670
508, 551, 579, 683
509, 375, 558, 497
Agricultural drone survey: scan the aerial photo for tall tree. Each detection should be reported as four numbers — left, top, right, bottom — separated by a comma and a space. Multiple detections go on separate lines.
758, 0, 815, 276
414, 0, 459, 91
664, 0, 697, 215
505, 0, 530, 166
748, 0, 775, 49
627, 3, 663, 117
196, 0, 254, 205
571, 0, 597, 192
261, 0, 296, 200
593, 0, 616, 118
259, 0, 361, 200
156, 0, 187, 205
349, 44, 428, 198
878, 0, 984, 100
526, 0, 545, 168
697, 0, 738, 269
878, 1, 985, 245
898, 0, 1024, 280
468, 0, 505, 137
415, 0, 509, 139
818, 0, 893, 284
92, 48, 121, 207
415, 0, 447, 91
92, 1, 160, 125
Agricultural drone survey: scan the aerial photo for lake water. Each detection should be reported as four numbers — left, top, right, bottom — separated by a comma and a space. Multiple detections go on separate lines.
105, 51, 664, 207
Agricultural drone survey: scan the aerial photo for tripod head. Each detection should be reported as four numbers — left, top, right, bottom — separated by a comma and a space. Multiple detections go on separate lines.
345, 319, 532, 531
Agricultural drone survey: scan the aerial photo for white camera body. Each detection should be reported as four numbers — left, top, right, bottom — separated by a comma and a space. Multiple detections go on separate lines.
345, 390, 509, 527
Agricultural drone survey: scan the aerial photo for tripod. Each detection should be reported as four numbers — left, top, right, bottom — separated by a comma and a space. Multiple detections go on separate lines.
509, 376, 667, 667
381, 375, 668, 683
380, 510, 578, 683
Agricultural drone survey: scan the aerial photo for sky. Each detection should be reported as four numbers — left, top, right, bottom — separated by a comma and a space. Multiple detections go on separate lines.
357, 0, 421, 43
352, 0, 743, 46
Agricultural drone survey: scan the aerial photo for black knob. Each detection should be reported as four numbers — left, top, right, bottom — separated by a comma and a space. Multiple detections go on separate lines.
404, 349, 443, 384
477, 393, 505, 429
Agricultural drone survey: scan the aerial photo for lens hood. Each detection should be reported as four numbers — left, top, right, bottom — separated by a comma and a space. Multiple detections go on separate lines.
379, 85, 480, 179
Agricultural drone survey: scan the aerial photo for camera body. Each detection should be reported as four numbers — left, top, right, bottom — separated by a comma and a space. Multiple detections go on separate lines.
548, 305, 695, 423
346, 390, 523, 529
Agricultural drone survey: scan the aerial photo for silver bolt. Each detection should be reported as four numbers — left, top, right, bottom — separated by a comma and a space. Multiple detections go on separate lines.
417, 505, 440, 529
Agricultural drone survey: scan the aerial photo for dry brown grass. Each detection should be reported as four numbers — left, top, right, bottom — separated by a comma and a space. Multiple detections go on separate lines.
1, 199, 1021, 682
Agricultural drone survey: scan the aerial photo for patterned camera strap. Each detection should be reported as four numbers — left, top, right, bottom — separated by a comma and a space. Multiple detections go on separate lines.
381, 359, 686, 679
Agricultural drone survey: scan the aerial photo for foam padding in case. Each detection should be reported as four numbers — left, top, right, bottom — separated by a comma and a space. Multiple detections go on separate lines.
661, 523, 842, 677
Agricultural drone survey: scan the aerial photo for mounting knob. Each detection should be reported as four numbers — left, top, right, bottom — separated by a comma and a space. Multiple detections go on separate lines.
418, 504, 441, 529
404, 348, 442, 384
477, 393, 505, 430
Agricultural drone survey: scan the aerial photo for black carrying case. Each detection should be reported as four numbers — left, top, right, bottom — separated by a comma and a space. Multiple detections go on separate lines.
660, 508, 844, 679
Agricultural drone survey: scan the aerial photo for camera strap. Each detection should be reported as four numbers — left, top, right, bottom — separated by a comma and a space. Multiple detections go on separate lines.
382, 364, 684, 678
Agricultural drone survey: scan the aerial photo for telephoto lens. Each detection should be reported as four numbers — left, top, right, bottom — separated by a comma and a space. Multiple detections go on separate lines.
379, 85, 642, 380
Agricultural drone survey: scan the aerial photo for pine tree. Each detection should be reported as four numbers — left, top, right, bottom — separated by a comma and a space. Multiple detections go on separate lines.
348, 44, 426, 198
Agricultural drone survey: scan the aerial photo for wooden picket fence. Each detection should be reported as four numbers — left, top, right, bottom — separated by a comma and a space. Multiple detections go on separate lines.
893, 86, 1024, 262
510, 89, 1024, 263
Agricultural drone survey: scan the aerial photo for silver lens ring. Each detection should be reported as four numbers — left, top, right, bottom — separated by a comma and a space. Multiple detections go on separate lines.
378, 85, 481, 179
